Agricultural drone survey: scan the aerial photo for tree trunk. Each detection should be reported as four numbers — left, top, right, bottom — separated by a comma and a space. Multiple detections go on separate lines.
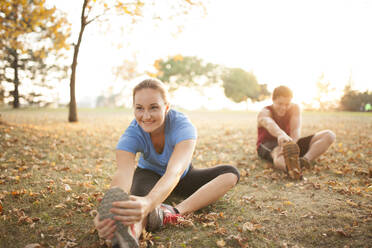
68, 43, 78, 122
13, 51, 20, 109
68, 0, 88, 122
0, 87, 4, 105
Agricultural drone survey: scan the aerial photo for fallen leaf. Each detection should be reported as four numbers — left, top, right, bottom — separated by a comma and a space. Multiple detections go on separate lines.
214, 227, 228, 235
64, 184, 72, 192
283, 201, 294, 206
65, 241, 78, 247
346, 200, 358, 207
12, 191, 20, 196
366, 186, 372, 192
335, 228, 351, 237
216, 239, 226, 247
332, 169, 344, 175
55, 203, 67, 209
242, 221, 262, 232
24, 244, 41, 248
285, 183, 294, 188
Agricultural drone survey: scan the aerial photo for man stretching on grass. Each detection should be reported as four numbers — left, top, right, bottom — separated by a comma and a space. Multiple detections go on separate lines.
256, 85, 336, 179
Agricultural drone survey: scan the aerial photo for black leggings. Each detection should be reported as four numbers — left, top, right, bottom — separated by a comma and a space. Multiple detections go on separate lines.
130, 165, 240, 198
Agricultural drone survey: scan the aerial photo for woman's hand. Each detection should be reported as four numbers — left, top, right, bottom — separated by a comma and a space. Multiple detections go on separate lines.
93, 213, 116, 240
110, 195, 152, 226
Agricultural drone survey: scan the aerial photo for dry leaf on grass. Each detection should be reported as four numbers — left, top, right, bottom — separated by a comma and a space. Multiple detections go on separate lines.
334, 228, 351, 237
216, 239, 226, 247
64, 184, 72, 192
24, 244, 41, 248
283, 201, 294, 206
242, 221, 263, 232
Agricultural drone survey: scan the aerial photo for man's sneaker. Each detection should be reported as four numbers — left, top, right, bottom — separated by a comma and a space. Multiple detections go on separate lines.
299, 157, 312, 169
98, 187, 139, 248
147, 204, 181, 232
283, 141, 302, 180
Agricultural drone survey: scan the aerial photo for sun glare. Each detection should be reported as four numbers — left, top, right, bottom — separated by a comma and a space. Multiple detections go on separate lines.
51, 0, 371, 110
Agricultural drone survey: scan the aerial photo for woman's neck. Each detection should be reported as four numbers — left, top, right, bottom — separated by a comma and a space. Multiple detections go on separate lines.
150, 126, 165, 153
150, 121, 165, 137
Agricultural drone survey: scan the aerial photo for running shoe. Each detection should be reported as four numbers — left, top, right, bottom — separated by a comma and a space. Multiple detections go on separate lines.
299, 157, 312, 169
283, 141, 302, 180
147, 203, 181, 232
98, 187, 139, 248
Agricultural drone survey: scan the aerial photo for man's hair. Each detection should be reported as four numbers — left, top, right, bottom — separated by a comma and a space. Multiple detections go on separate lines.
133, 78, 169, 104
272, 85, 293, 100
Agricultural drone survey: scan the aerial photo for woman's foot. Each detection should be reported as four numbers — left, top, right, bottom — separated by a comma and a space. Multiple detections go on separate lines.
147, 204, 181, 232
98, 187, 139, 248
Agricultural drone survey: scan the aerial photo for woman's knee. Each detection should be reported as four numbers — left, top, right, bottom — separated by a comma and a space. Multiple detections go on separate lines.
219, 172, 239, 188
212, 165, 240, 185
223, 166, 240, 185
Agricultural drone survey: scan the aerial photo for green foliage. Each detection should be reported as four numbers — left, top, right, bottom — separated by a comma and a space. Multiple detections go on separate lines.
0, 0, 70, 107
153, 55, 220, 91
152, 56, 270, 103
339, 84, 372, 111
222, 68, 270, 103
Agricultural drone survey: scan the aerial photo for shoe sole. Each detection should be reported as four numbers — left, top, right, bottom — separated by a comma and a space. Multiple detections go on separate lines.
147, 206, 164, 232
98, 187, 138, 248
283, 142, 302, 180
300, 157, 311, 169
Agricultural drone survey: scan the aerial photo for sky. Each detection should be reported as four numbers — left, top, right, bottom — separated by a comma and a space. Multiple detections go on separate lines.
53, 0, 372, 110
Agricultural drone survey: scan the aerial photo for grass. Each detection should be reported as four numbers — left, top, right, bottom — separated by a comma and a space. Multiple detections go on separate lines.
0, 108, 371, 248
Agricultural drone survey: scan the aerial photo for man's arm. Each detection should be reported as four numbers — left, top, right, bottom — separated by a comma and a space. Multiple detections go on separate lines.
289, 104, 301, 142
257, 108, 292, 146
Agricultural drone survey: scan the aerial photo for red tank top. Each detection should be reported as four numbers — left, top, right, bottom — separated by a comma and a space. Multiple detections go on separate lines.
256, 105, 292, 150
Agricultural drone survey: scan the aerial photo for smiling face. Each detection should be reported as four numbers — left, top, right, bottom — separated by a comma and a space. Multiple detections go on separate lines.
272, 96, 292, 117
134, 88, 169, 134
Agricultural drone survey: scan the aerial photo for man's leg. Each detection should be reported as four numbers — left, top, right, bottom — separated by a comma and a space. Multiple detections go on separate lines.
302, 130, 336, 161
271, 146, 287, 172
258, 141, 287, 171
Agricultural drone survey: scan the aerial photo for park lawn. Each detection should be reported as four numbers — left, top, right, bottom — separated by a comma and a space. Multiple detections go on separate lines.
0, 108, 371, 248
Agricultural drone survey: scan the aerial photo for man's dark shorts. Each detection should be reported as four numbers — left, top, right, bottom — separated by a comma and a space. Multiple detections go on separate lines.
257, 135, 314, 163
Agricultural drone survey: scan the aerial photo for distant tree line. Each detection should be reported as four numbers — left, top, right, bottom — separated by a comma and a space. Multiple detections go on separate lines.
0, 1, 370, 114
151, 55, 270, 105
152, 55, 372, 111
340, 85, 372, 112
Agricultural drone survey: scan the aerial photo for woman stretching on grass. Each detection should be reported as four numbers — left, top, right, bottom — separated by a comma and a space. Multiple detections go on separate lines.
93, 78, 240, 247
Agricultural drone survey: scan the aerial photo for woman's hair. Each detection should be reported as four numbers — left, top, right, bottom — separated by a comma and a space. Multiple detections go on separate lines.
133, 78, 169, 104
272, 85, 293, 100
